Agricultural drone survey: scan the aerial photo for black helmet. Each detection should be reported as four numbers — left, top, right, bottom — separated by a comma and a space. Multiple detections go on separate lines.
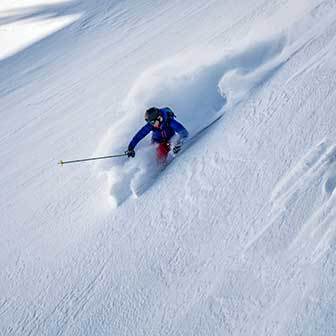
145, 107, 161, 123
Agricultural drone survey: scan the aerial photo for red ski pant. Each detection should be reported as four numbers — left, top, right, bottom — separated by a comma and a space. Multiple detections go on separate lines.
156, 142, 170, 162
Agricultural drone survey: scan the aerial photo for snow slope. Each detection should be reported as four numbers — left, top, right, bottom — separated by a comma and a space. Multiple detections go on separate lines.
1, 0, 336, 335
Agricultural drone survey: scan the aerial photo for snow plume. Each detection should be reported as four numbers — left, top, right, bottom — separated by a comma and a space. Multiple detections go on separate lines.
97, 33, 288, 207
218, 34, 287, 108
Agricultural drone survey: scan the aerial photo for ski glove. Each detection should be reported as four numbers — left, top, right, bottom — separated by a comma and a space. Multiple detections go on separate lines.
173, 142, 182, 154
127, 148, 135, 158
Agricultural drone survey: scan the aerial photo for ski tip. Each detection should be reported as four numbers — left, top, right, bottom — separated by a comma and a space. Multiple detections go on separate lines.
58, 160, 64, 166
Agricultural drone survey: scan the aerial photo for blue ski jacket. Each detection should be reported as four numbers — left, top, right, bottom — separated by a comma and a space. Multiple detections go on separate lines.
128, 107, 188, 150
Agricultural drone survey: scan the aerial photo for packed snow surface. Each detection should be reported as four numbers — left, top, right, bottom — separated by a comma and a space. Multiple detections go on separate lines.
1, 0, 336, 335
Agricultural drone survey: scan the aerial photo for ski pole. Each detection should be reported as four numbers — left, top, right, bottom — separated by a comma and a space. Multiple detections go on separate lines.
58, 152, 129, 165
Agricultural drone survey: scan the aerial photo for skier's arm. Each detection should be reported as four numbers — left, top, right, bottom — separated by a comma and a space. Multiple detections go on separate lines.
128, 124, 152, 150
170, 119, 189, 139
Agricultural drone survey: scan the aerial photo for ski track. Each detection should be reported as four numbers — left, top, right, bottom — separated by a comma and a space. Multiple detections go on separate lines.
240, 142, 336, 335
246, 141, 336, 254
25, 262, 106, 336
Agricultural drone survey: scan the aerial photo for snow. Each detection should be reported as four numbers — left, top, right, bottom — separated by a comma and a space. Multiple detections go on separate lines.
1, 0, 336, 335
0, 0, 81, 60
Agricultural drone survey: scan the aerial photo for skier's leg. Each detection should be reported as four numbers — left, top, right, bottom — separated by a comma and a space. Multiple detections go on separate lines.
156, 142, 170, 162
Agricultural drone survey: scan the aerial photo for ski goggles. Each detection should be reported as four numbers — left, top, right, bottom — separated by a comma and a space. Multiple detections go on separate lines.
147, 118, 160, 125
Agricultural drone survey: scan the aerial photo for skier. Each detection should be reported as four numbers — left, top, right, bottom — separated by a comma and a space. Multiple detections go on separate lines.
127, 107, 189, 162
